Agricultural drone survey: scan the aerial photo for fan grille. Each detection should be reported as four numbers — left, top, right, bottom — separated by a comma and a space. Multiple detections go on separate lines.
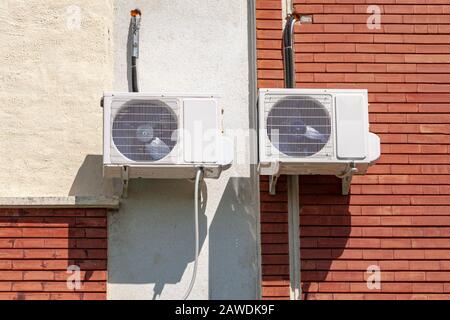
265, 94, 333, 158
111, 99, 178, 162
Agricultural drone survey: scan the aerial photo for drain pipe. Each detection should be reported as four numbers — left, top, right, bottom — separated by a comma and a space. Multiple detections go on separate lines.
283, 12, 302, 301
130, 9, 141, 92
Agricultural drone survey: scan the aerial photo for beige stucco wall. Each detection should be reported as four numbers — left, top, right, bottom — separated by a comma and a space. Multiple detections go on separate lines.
0, 0, 114, 197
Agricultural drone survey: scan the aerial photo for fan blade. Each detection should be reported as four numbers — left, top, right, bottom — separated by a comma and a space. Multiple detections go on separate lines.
305, 125, 328, 143
146, 137, 171, 161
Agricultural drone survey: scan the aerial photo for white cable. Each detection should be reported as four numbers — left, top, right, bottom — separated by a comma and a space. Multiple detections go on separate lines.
182, 167, 203, 300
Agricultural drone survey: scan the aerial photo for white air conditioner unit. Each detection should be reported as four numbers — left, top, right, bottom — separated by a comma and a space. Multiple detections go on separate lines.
102, 92, 233, 185
258, 88, 381, 195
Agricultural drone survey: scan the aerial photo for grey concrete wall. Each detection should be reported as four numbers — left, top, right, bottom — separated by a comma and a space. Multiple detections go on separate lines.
108, 0, 260, 299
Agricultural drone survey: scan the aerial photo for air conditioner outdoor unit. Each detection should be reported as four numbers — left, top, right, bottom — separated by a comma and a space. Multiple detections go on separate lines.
102, 92, 233, 183
258, 88, 381, 195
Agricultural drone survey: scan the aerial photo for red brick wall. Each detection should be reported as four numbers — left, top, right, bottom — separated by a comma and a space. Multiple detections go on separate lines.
258, 0, 450, 299
0, 208, 107, 300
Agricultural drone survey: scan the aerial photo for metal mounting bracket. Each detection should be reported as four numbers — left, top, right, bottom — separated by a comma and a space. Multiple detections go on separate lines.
269, 161, 281, 196
120, 166, 130, 198
269, 175, 280, 196
337, 163, 358, 196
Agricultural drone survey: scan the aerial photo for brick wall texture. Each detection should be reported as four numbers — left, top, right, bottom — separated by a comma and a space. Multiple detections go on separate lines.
258, 0, 450, 300
0, 209, 107, 300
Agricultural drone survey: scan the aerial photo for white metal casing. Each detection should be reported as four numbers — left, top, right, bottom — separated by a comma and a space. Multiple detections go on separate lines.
103, 92, 233, 179
258, 88, 381, 176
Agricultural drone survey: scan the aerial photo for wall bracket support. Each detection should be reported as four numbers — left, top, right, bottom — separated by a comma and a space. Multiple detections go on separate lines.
121, 166, 129, 198
269, 161, 281, 195
269, 175, 280, 196
338, 163, 358, 196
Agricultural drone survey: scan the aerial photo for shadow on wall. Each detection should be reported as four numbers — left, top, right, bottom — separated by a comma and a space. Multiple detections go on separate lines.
299, 176, 351, 300
69, 155, 118, 197
209, 176, 259, 299
107, 176, 259, 300
107, 178, 208, 300
72, 156, 210, 299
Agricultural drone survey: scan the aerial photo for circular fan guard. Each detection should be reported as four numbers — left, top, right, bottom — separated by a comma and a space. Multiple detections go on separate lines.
267, 96, 331, 157
112, 100, 178, 161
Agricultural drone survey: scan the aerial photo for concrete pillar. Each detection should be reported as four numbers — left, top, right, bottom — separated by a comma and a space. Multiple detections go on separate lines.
107, 0, 260, 300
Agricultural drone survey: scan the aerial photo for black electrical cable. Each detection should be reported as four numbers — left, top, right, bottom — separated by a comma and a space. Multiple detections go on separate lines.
283, 15, 297, 89
131, 56, 139, 92
130, 9, 141, 93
